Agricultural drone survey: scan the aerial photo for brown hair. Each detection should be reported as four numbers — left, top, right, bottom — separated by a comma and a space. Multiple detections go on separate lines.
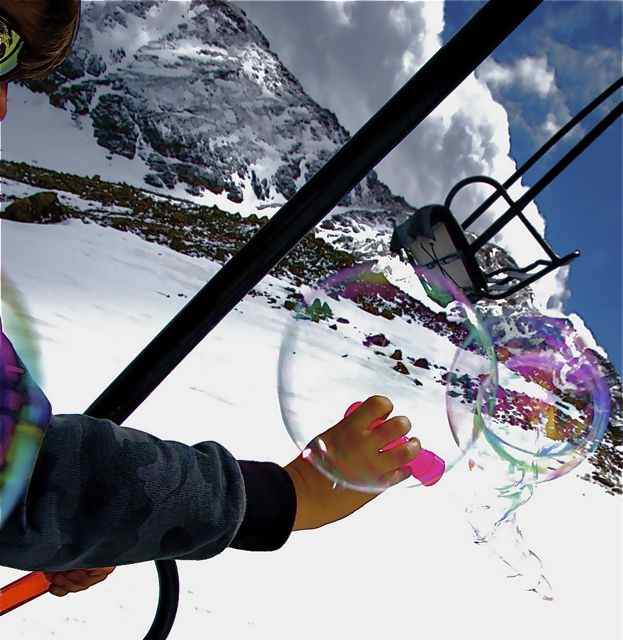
4, 0, 81, 82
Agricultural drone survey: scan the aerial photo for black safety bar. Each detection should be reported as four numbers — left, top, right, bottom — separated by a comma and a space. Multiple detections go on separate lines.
441, 175, 570, 300
84, 0, 544, 427
478, 251, 579, 300
470, 101, 623, 254
462, 75, 623, 231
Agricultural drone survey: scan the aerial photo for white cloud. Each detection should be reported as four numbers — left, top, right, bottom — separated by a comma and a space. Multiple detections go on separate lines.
327, 0, 354, 28
542, 111, 562, 137
477, 58, 514, 88
516, 56, 557, 97
544, 38, 622, 107
479, 55, 558, 98
401, 49, 418, 76
478, 53, 579, 154
542, 264, 571, 313
388, 4, 412, 37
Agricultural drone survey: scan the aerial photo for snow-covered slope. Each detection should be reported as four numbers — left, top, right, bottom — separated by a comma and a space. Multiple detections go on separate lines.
0, 218, 620, 640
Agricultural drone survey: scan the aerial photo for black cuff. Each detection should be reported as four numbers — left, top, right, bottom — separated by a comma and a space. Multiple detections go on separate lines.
230, 461, 297, 551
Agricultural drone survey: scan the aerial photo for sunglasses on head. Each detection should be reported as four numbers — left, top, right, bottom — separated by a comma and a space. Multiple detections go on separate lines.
0, 13, 25, 81
0, 7, 81, 83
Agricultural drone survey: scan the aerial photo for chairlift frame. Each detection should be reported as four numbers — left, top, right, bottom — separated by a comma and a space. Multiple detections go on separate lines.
390, 77, 622, 302
5, 2, 620, 639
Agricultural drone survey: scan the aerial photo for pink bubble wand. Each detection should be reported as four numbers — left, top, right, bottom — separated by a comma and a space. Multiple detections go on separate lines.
345, 401, 445, 486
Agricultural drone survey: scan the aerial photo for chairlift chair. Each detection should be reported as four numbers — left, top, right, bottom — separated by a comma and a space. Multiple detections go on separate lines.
389, 71, 623, 305
389, 175, 581, 303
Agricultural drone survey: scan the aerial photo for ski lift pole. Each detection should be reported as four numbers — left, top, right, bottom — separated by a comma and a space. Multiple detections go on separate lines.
86, 0, 542, 426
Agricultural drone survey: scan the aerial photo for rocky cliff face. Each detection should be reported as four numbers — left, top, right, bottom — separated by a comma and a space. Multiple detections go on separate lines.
21, 0, 410, 218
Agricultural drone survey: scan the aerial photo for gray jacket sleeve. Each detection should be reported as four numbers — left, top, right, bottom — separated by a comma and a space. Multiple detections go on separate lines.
0, 414, 297, 572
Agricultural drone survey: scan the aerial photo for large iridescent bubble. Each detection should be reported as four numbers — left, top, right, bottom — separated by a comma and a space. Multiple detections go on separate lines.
408, 264, 610, 495
277, 260, 497, 493
456, 312, 612, 486
1, 274, 51, 528
409, 264, 610, 600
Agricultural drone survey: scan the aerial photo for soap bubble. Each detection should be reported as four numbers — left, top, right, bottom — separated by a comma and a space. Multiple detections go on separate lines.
445, 310, 610, 600
277, 260, 497, 493
456, 312, 611, 486
1, 274, 51, 527
407, 260, 611, 488
386, 260, 610, 600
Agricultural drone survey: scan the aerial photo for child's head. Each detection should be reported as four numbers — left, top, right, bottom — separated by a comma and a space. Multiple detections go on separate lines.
0, 0, 81, 120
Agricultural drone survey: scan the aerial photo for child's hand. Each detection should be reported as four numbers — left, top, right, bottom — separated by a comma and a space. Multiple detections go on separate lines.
284, 396, 420, 531
43, 567, 115, 597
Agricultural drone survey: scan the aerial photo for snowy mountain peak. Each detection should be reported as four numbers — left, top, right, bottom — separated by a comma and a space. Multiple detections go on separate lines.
19, 0, 405, 220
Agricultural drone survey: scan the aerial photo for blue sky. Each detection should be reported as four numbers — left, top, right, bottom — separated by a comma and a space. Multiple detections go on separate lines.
442, 1, 622, 373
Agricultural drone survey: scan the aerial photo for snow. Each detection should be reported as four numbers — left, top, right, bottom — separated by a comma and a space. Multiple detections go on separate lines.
0, 83, 155, 194
0, 218, 620, 639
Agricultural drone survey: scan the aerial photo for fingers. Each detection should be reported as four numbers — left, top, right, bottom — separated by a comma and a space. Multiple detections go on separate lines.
85, 567, 115, 577
368, 415, 411, 450
48, 574, 98, 597
48, 573, 78, 597
372, 414, 421, 477
350, 395, 393, 434
380, 437, 421, 470
371, 438, 420, 487
379, 464, 413, 487
45, 567, 115, 598
342, 397, 421, 476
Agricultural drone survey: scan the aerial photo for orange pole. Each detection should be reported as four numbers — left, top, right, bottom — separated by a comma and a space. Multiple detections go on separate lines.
0, 571, 50, 616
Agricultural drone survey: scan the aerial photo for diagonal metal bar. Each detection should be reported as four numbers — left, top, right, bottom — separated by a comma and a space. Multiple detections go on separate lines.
85, 0, 542, 425
462, 75, 623, 231
471, 101, 623, 253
